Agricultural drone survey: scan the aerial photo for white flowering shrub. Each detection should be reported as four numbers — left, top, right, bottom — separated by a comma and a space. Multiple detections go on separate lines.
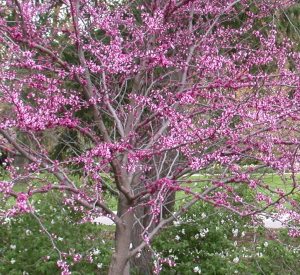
0, 192, 113, 274
153, 202, 248, 274
153, 201, 300, 275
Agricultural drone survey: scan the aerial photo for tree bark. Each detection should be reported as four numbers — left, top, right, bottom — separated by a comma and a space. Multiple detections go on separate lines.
130, 205, 154, 275
108, 195, 134, 275
130, 166, 177, 274
130, 192, 175, 274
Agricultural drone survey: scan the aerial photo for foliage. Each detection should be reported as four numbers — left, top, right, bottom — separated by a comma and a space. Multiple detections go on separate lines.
154, 203, 246, 274
0, 192, 113, 274
1, 188, 300, 274
154, 203, 300, 275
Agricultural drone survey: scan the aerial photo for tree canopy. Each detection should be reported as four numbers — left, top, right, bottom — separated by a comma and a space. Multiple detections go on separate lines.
0, 0, 300, 274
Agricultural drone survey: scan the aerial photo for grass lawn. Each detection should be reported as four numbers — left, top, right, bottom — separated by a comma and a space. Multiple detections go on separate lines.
1, 170, 299, 213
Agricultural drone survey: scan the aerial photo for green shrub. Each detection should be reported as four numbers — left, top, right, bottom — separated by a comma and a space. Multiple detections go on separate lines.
153, 202, 249, 274
153, 202, 300, 275
1, 186, 300, 274
0, 191, 113, 274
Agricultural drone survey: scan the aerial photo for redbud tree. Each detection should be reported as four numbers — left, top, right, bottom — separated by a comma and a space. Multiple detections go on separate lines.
1, 0, 300, 274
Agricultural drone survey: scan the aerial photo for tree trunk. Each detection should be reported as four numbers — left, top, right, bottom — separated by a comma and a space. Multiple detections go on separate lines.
130, 192, 175, 274
131, 205, 154, 275
130, 175, 176, 274
108, 196, 134, 275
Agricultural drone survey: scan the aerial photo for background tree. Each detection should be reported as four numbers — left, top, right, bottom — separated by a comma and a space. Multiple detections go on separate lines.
1, 0, 300, 274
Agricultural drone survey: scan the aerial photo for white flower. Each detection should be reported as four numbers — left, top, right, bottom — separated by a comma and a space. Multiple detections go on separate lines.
58, 237, 63, 241
4, 217, 11, 224
136, 252, 141, 258
51, 219, 55, 224
232, 228, 239, 237
241, 231, 245, 238
264, 242, 268, 247
175, 235, 180, 241
194, 234, 199, 240
173, 220, 180, 226
97, 263, 103, 269
25, 229, 32, 235
193, 266, 201, 274
10, 258, 16, 264
93, 249, 100, 255
201, 213, 207, 219
233, 257, 239, 263
10, 244, 16, 250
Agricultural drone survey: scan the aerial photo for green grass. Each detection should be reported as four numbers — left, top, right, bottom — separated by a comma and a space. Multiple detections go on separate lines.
173, 172, 300, 211
1, 169, 299, 214
259, 173, 298, 191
